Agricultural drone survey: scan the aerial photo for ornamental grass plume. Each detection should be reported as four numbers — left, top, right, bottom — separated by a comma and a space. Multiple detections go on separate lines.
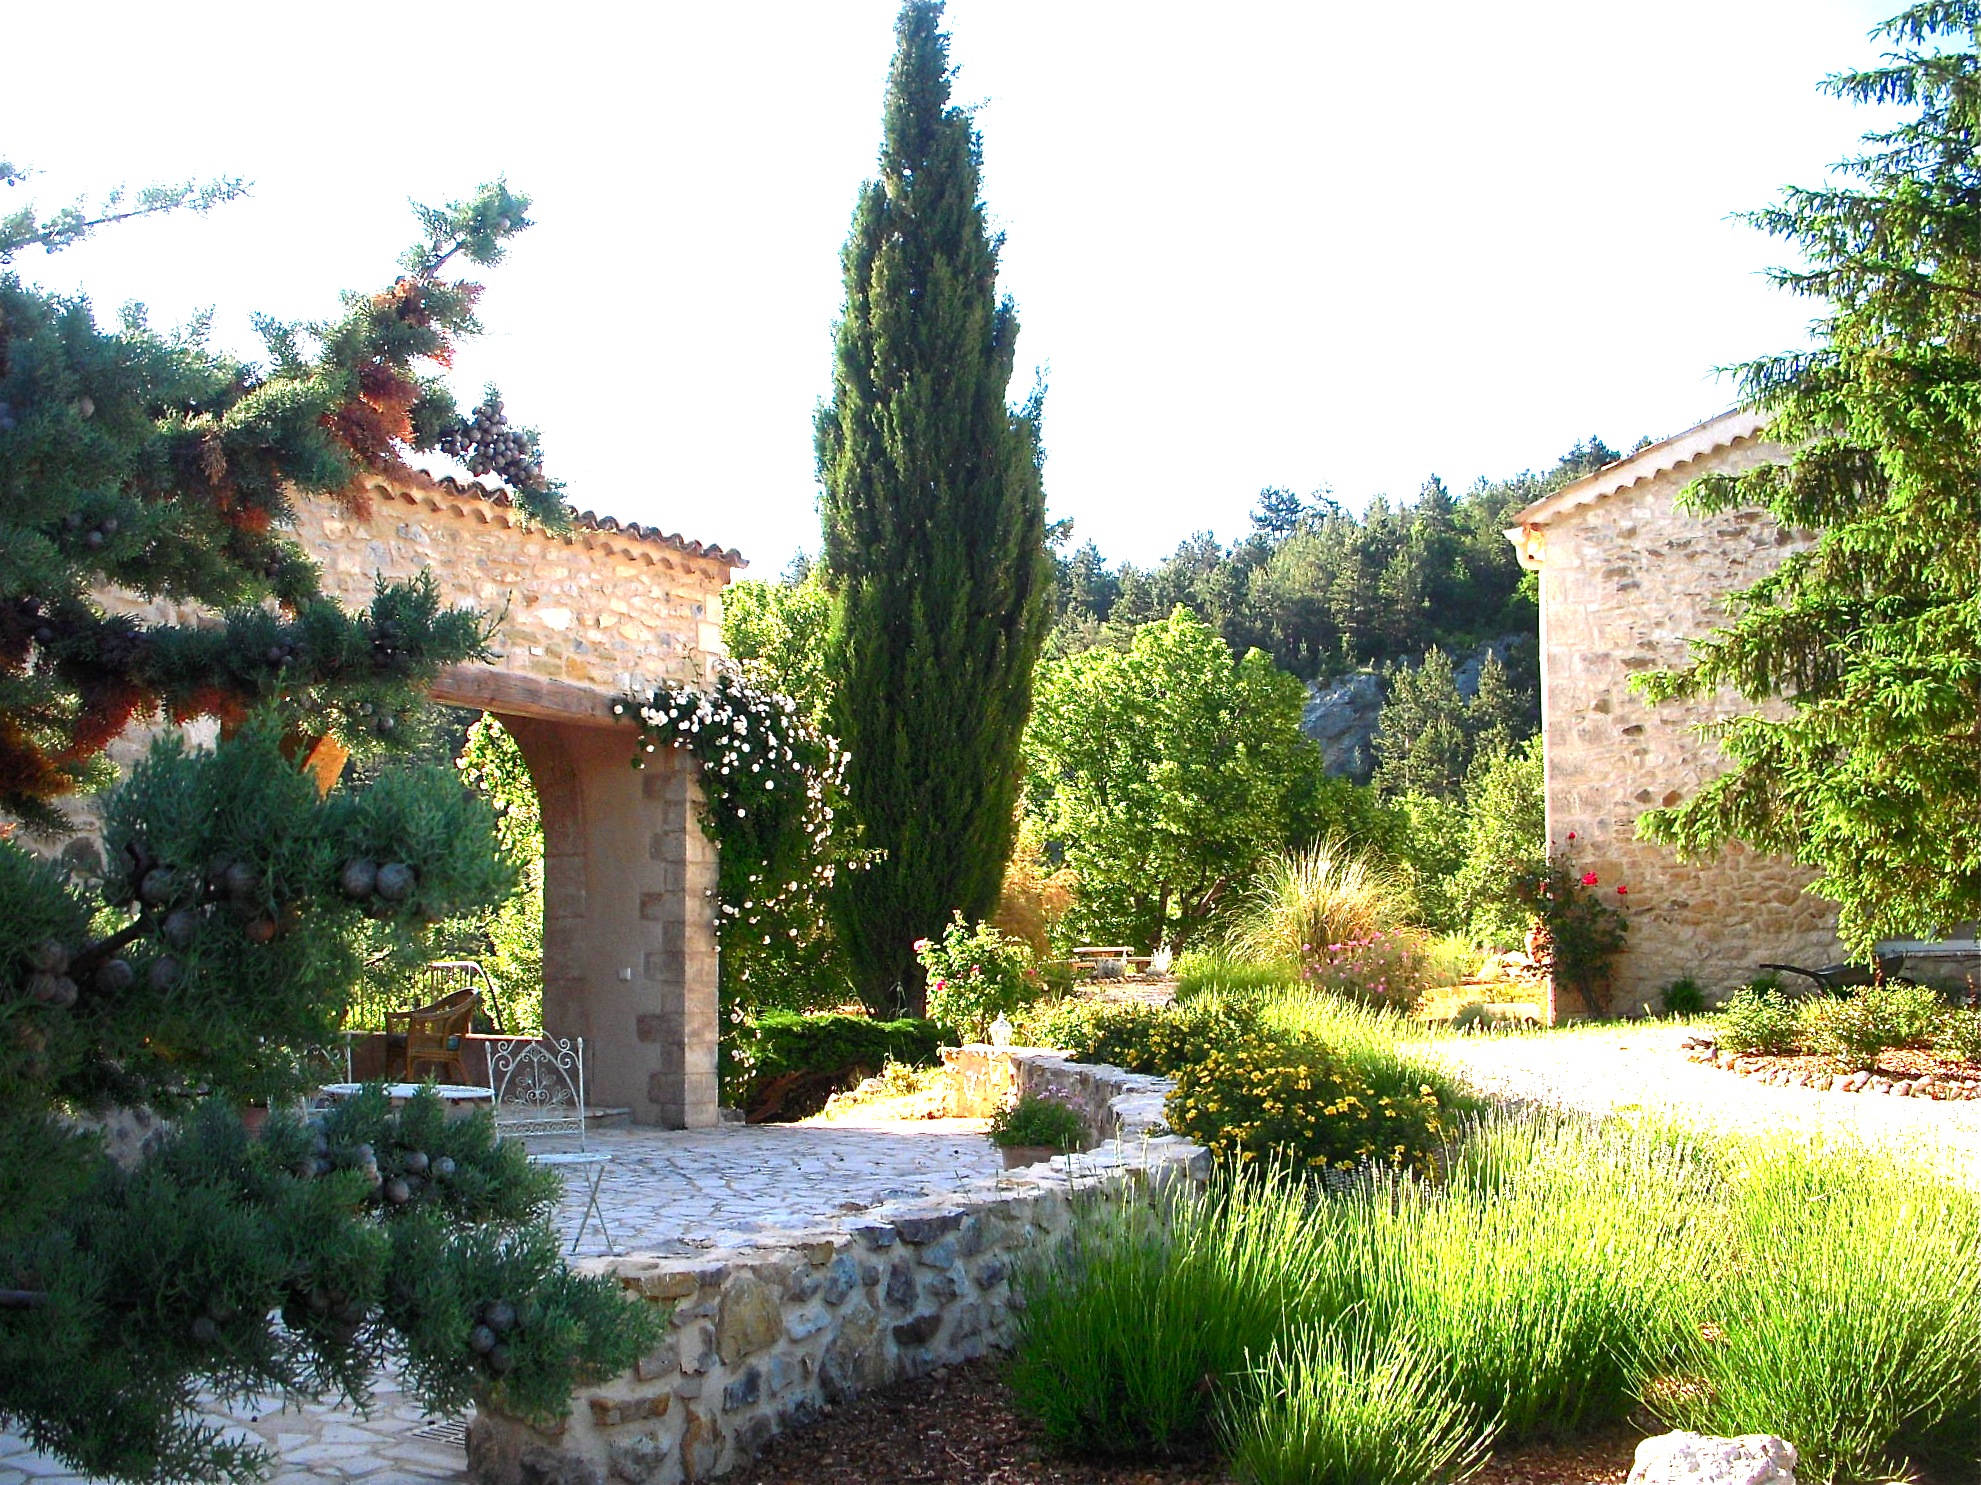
1227, 841, 1402, 970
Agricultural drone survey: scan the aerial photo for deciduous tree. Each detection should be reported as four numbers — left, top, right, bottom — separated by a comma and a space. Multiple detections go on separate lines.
1024, 607, 1319, 952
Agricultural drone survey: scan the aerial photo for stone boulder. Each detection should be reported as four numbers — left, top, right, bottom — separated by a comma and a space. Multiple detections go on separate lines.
1627, 1431, 1798, 1485
1302, 671, 1383, 780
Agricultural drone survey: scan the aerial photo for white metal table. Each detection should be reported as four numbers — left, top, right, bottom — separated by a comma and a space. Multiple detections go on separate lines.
316, 1082, 494, 1116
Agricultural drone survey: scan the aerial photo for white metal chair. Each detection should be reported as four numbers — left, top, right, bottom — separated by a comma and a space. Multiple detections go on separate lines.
485, 1035, 614, 1254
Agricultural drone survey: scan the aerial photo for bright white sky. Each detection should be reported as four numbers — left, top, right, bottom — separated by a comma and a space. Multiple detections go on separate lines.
5, 0, 1897, 573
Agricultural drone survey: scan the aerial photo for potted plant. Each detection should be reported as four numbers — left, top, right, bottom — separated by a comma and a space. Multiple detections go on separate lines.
987, 1094, 1086, 1169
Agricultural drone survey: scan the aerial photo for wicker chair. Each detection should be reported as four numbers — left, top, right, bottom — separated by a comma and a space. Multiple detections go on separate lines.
384, 987, 480, 1083
419, 960, 506, 1032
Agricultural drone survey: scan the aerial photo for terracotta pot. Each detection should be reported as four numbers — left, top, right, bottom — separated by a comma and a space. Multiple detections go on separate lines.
999, 1144, 1060, 1170
240, 1103, 270, 1136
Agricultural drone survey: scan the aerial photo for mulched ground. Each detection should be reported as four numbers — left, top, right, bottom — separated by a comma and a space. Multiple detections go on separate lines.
1701, 1045, 1981, 1096
741, 1355, 1636, 1485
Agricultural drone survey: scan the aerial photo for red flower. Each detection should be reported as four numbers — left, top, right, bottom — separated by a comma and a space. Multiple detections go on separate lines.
1581, 872, 1599, 887
1567, 832, 1576, 840
1616, 885, 1628, 896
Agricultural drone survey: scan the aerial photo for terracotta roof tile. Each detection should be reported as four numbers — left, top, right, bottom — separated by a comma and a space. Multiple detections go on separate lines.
388, 467, 748, 569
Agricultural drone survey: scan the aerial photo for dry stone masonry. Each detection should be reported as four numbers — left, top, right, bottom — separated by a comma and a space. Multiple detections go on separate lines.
292, 475, 736, 708
467, 1048, 1209, 1485
1508, 411, 1844, 1017
77, 472, 742, 1127
939, 1044, 1174, 1145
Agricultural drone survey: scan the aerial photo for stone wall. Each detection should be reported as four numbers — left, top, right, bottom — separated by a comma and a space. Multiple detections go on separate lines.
294, 475, 734, 699
468, 1052, 1210, 1485
1528, 435, 1843, 1015
940, 1045, 1173, 1145
64, 472, 739, 1126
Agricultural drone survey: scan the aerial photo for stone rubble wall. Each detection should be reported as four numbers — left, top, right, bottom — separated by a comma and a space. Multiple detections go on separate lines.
1537, 443, 1844, 1016
467, 1050, 1208, 1485
939, 1045, 1173, 1145
292, 478, 732, 697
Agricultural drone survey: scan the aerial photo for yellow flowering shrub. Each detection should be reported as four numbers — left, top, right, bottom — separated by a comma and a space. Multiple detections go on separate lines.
1165, 1034, 1451, 1177
1012, 996, 1263, 1076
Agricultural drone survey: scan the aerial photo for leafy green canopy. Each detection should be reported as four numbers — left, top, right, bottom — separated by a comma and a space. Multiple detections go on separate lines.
815, 0, 1053, 1011
1636, 3, 1981, 952
1024, 607, 1324, 952
0, 172, 564, 829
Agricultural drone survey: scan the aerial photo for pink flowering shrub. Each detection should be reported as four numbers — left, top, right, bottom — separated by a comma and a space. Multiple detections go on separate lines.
915, 912, 1043, 1040
1299, 927, 1435, 1013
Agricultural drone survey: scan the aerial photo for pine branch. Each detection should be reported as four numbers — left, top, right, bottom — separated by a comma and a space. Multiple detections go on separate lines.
0, 170, 249, 262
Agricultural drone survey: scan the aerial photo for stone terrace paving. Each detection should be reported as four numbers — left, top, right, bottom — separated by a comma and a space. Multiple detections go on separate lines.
0, 1118, 1003, 1485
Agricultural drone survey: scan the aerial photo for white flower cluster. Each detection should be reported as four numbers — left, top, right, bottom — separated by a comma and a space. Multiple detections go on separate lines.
615, 664, 857, 950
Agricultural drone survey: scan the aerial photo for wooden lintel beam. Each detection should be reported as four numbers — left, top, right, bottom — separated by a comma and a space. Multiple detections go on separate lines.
428, 665, 630, 727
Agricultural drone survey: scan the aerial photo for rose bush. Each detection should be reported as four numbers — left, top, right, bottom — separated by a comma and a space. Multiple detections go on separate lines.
916, 912, 1043, 1040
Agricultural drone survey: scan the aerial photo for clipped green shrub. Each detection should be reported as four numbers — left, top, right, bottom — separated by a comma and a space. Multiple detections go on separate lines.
1450, 1000, 1506, 1032
1166, 1036, 1452, 1178
987, 1094, 1086, 1151
720, 1011, 943, 1119
1654, 1145, 1981, 1484
1797, 982, 1944, 1069
1174, 949, 1299, 1001
1223, 1328, 1490, 1485
1660, 977, 1708, 1017
916, 912, 1043, 1040
1716, 984, 1800, 1055
1932, 1006, 1981, 1063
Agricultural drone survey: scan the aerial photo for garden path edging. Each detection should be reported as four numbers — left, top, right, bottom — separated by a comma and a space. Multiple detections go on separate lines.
467, 1047, 1207, 1485
1682, 1033, 1981, 1100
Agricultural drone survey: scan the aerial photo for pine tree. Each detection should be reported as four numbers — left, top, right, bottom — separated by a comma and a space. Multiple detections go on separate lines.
1465, 649, 1531, 767
1372, 646, 1472, 800
0, 176, 654, 1482
1250, 486, 1306, 538
0, 170, 568, 830
1637, 3, 1981, 953
815, 1, 1052, 1012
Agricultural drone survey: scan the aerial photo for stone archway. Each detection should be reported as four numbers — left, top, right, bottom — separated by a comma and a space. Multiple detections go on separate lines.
289, 474, 739, 1127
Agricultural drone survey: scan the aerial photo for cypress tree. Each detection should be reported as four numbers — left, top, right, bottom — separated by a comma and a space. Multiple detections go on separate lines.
816, 0, 1051, 1013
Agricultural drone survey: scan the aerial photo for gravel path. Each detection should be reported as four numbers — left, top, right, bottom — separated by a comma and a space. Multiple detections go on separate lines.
1421, 1022, 1981, 1181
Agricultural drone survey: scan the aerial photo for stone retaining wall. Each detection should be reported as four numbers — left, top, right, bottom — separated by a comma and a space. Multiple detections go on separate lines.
939, 1045, 1173, 1145
468, 1050, 1207, 1485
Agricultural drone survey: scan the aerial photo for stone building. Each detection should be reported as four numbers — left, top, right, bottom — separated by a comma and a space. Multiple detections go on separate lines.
1505, 408, 1843, 1018
82, 471, 742, 1125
